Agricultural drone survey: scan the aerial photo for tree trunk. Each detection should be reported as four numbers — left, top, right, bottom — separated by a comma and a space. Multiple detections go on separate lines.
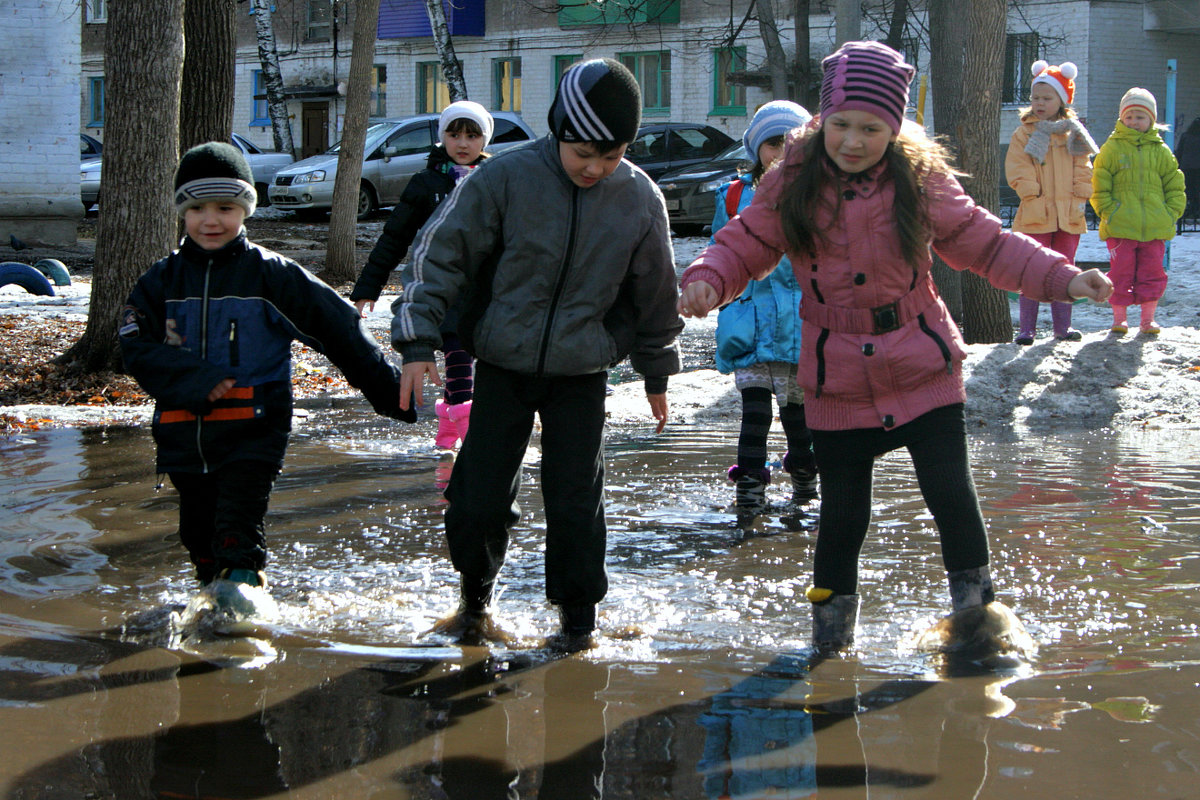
834, 0, 860, 46
792, 0, 814, 109
757, 1, 790, 100
59, 0, 184, 373
927, 0, 967, 323
424, 0, 467, 101
323, 0, 380, 285
252, 0, 296, 159
180, 0, 236, 154
884, 0, 909, 51
957, 0, 1011, 343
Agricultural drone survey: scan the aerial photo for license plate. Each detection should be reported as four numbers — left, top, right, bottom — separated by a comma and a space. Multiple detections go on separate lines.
664, 198, 680, 211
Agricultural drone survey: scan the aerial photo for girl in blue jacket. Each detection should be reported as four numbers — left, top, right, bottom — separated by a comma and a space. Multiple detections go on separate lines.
713, 101, 815, 519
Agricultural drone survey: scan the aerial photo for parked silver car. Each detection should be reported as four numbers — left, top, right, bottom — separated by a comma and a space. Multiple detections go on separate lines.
269, 111, 536, 219
80, 133, 294, 212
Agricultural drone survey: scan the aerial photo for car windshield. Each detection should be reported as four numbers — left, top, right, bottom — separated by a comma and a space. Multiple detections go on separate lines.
714, 142, 749, 162
326, 121, 397, 155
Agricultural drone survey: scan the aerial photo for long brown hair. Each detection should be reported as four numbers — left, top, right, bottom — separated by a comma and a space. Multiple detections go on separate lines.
779, 124, 961, 269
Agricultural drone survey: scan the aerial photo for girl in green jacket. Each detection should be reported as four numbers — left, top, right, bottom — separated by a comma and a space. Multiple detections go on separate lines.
1091, 88, 1187, 335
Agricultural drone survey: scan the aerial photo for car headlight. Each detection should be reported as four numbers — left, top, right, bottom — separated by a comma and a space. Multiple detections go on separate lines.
291, 170, 327, 184
700, 178, 728, 193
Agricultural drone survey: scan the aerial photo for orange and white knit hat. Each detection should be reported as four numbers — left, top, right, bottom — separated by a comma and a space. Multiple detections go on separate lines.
1030, 60, 1077, 106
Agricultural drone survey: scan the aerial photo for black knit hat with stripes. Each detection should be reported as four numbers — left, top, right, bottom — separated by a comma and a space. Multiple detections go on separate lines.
174, 141, 257, 217
548, 58, 641, 146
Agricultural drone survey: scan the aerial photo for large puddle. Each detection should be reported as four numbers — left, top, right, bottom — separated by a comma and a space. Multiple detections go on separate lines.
2, 401, 1199, 798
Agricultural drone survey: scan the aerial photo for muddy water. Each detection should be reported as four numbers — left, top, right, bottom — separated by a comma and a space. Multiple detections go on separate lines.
2, 403, 1199, 799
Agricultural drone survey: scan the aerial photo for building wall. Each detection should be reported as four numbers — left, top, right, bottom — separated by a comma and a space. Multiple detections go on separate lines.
1, 0, 83, 244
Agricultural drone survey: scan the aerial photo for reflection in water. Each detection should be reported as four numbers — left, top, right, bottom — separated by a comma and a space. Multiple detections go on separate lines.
3, 415, 1200, 796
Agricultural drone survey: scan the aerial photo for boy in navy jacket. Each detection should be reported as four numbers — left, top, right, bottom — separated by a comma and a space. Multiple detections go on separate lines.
120, 142, 412, 598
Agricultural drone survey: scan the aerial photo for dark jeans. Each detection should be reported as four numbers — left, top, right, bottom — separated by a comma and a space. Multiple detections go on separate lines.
810, 404, 989, 595
444, 361, 609, 606
169, 461, 279, 582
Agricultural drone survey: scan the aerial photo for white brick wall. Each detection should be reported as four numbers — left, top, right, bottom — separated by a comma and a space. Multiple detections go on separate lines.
0, 0, 83, 242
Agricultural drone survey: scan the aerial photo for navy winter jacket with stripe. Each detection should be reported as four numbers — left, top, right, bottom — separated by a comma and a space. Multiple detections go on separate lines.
120, 231, 411, 474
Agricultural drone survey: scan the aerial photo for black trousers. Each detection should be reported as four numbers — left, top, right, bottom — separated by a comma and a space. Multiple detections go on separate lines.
444, 361, 609, 606
810, 404, 989, 595
169, 461, 279, 582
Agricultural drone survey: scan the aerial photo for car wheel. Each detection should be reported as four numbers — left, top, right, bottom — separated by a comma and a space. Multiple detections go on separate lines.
357, 183, 377, 220
255, 183, 271, 208
671, 223, 705, 237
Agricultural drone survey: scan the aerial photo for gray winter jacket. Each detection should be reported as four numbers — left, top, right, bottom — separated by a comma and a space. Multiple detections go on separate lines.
391, 134, 683, 392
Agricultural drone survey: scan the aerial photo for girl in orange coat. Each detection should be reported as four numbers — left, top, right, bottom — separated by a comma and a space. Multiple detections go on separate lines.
1005, 60, 1099, 344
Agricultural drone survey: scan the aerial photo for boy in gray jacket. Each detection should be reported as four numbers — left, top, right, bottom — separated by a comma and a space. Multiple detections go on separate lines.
392, 59, 683, 649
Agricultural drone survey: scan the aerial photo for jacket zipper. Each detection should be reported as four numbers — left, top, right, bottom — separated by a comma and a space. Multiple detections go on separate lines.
536, 184, 580, 376
197, 260, 213, 473
229, 319, 240, 367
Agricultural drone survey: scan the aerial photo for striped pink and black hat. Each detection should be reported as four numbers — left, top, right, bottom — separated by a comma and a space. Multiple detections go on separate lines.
819, 41, 915, 134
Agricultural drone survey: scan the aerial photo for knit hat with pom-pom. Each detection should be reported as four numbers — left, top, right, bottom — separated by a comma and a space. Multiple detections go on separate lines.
1030, 60, 1078, 106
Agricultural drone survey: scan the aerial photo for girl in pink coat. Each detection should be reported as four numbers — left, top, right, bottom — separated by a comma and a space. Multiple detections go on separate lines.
678, 41, 1112, 659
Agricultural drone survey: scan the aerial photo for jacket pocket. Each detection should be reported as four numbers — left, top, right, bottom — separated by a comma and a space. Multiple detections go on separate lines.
1018, 196, 1049, 227
228, 319, 239, 368
716, 295, 757, 365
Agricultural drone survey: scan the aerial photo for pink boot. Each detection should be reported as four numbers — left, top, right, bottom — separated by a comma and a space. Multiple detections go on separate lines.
434, 400, 459, 449
448, 400, 472, 445
1139, 301, 1160, 335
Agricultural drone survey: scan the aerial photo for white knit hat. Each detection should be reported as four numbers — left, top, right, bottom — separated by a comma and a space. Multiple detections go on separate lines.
1120, 87, 1157, 123
438, 101, 494, 147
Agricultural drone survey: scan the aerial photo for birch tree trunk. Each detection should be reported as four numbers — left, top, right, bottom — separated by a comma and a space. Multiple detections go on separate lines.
323, 0, 380, 284
424, 0, 468, 101
957, 0, 1012, 343
252, 0, 297, 158
60, 0, 184, 373
180, 0, 236, 154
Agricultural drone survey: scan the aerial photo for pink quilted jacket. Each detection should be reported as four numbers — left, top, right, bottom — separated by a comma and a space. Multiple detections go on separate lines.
682, 148, 1081, 431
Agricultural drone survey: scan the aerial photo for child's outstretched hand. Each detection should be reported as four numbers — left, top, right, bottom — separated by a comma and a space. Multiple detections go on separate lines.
678, 280, 719, 318
648, 392, 668, 434
354, 298, 374, 317
1068, 269, 1115, 302
400, 360, 442, 411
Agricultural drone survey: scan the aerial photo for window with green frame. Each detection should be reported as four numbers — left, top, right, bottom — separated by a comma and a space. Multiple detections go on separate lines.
558, 0, 679, 28
618, 51, 670, 117
554, 54, 582, 85
417, 62, 450, 114
88, 77, 105, 127
493, 58, 522, 112
712, 47, 746, 115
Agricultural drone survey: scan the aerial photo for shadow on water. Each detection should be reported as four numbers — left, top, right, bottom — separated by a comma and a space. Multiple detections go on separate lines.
3, 401, 1200, 797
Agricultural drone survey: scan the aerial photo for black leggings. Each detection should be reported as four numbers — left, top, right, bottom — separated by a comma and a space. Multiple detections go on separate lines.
810, 404, 989, 595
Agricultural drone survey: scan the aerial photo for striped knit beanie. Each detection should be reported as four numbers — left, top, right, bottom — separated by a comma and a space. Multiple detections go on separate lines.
743, 100, 813, 164
1120, 87, 1157, 123
548, 58, 641, 146
819, 41, 915, 135
174, 141, 256, 217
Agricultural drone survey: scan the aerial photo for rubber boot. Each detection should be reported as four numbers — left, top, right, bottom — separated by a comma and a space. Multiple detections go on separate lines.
448, 400, 472, 444
1052, 301, 1081, 341
917, 566, 1035, 668
807, 588, 860, 654
783, 450, 818, 503
1111, 304, 1129, 334
1015, 296, 1038, 344
1139, 300, 1160, 335
429, 574, 509, 645
548, 603, 598, 653
434, 399, 459, 449
728, 466, 770, 514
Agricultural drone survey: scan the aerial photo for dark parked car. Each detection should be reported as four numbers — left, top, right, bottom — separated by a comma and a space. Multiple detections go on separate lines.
80, 133, 102, 161
656, 141, 751, 236
626, 123, 734, 181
